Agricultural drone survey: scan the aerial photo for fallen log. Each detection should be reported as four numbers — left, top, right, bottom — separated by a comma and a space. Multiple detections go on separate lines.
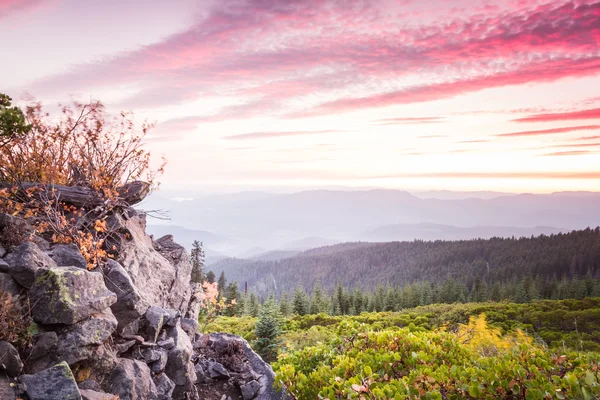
0, 181, 150, 207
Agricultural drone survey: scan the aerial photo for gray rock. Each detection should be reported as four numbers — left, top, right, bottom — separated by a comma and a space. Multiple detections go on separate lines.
78, 379, 102, 391
0, 341, 23, 377
241, 380, 261, 400
185, 283, 203, 322
194, 362, 207, 383
30, 236, 50, 251
0, 375, 16, 400
0, 258, 8, 273
142, 348, 162, 363
80, 389, 117, 400
28, 266, 117, 325
55, 310, 118, 365
150, 349, 168, 375
50, 243, 87, 269
0, 243, 5, 258
157, 337, 175, 350
154, 373, 176, 399
163, 308, 180, 327
164, 325, 196, 399
108, 213, 192, 315
106, 358, 158, 400
144, 306, 170, 342
115, 340, 136, 355
5, 242, 56, 288
208, 361, 230, 379
181, 317, 199, 337
28, 332, 58, 362
0, 272, 21, 297
22, 361, 82, 400
208, 333, 287, 400
102, 259, 148, 335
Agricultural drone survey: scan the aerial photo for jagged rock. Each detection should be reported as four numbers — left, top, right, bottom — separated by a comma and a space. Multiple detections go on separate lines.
50, 243, 87, 269
0, 258, 8, 273
164, 308, 180, 327
106, 358, 158, 400
164, 325, 197, 399
115, 340, 137, 355
0, 243, 5, 258
80, 389, 117, 400
5, 242, 56, 288
208, 361, 230, 379
150, 349, 168, 375
144, 306, 171, 343
55, 310, 118, 365
206, 333, 287, 400
185, 283, 203, 322
0, 375, 16, 400
28, 332, 58, 362
154, 373, 176, 400
142, 348, 162, 363
0, 341, 23, 377
108, 211, 192, 314
241, 380, 261, 400
28, 266, 117, 325
0, 272, 21, 297
194, 363, 207, 383
78, 379, 102, 391
102, 259, 148, 335
157, 337, 175, 350
22, 361, 82, 400
181, 317, 199, 338
30, 236, 50, 251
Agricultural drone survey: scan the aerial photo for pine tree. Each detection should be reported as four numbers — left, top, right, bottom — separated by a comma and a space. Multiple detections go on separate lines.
206, 271, 216, 284
252, 296, 282, 362
279, 292, 292, 316
292, 286, 309, 316
217, 271, 227, 300
310, 281, 326, 314
224, 282, 240, 316
190, 240, 205, 283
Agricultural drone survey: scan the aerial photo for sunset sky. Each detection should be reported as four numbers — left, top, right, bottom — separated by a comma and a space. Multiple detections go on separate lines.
2, 0, 599, 193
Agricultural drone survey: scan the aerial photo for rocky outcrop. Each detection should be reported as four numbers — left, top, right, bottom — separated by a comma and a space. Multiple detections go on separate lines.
0, 205, 284, 400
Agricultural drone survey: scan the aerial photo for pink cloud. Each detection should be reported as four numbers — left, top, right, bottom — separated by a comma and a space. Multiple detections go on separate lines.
27, 0, 600, 119
513, 107, 600, 123
371, 171, 600, 180
496, 124, 600, 137
541, 150, 594, 156
223, 129, 346, 140
373, 117, 445, 125
0, 0, 47, 18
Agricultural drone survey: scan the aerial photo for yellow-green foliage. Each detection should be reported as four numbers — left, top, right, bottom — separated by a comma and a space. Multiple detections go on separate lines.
275, 319, 600, 399
205, 316, 257, 342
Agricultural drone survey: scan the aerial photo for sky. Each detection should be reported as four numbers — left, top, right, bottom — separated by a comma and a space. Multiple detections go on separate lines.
1, 0, 600, 193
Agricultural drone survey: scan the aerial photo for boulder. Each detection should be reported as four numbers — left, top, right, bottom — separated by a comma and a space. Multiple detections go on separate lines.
0, 341, 23, 377
108, 212, 192, 314
21, 361, 82, 400
181, 317, 199, 338
49, 243, 87, 269
28, 266, 117, 325
144, 306, 171, 343
209, 361, 230, 379
0, 272, 21, 297
30, 236, 50, 251
102, 259, 148, 335
0, 375, 16, 400
28, 332, 58, 363
55, 310, 118, 365
80, 389, 117, 400
5, 242, 56, 288
106, 358, 158, 400
154, 373, 176, 400
241, 380, 261, 400
150, 348, 168, 375
164, 325, 196, 399
0, 243, 5, 258
185, 283, 203, 322
0, 258, 8, 273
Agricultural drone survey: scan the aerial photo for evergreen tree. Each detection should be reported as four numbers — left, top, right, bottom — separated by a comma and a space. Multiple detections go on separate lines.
252, 296, 282, 362
190, 240, 205, 283
217, 271, 227, 299
224, 282, 240, 316
310, 281, 326, 314
279, 292, 292, 316
206, 271, 216, 284
292, 286, 309, 316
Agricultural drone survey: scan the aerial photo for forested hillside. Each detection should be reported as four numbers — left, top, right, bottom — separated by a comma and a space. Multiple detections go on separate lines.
210, 228, 600, 295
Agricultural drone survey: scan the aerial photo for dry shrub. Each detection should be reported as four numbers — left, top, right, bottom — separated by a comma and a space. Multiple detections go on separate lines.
0, 292, 32, 349
0, 98, 165, 269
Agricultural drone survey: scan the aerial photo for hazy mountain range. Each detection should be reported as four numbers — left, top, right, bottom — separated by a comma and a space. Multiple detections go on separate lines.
139, 189, 600, 259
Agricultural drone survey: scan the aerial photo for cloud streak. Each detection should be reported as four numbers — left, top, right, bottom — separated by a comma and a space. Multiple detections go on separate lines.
223, 129, 346, 140
497, 125, 600, 137
513, 107, 600, 123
